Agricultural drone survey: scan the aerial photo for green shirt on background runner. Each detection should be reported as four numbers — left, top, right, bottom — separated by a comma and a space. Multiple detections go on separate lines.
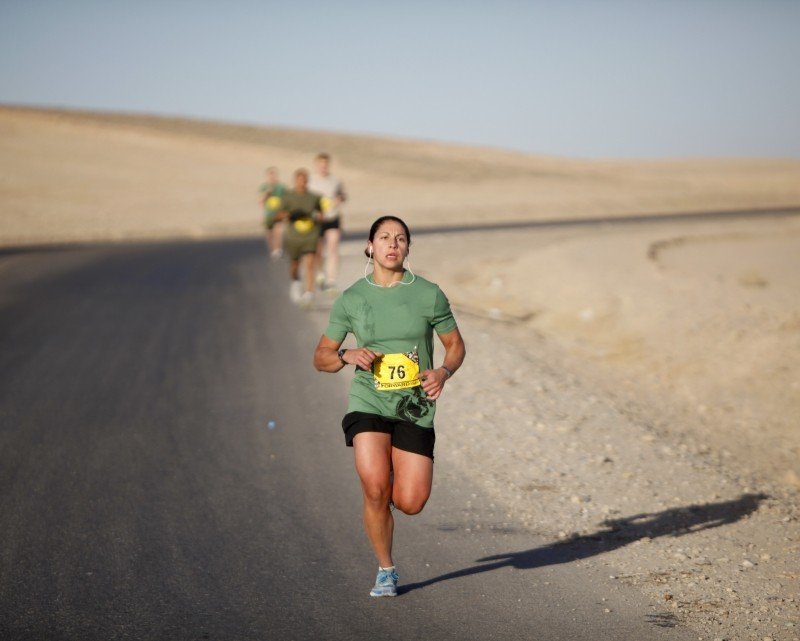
324, 273, 457, 428
260, 182, 287, 227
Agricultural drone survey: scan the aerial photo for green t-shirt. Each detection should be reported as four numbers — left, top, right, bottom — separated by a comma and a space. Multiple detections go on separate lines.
280, 190, 323, 238
259, 182, 287, 213
324, 273, 458, 428
281, 190, 322, 220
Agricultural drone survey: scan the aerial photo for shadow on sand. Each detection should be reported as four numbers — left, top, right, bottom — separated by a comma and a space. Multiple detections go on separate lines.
401, 493, 767, 595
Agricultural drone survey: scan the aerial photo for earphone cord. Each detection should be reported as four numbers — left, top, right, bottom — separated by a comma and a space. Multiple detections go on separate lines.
364, 253, 416, 287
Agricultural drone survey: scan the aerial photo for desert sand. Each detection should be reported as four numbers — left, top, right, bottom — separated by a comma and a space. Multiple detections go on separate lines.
2, 106, 799, 638
3, 105, 800, 245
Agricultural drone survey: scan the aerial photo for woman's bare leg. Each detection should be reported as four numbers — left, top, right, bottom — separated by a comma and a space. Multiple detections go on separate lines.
391, 448, 433, 515
353, 432, 394, 567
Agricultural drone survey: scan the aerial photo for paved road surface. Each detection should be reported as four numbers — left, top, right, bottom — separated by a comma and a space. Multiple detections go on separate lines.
0, 239, 695, 640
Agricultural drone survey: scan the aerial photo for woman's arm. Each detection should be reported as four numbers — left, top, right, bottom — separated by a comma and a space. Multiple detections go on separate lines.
420, 327, 466, 401
314, 335, 344, 372
313, 335, 383, 373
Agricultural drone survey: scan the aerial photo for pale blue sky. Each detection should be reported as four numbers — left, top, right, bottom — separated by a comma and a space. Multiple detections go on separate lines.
1, 0, 798, 158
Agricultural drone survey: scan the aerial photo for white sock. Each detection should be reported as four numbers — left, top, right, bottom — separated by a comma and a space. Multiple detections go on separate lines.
379, 565, 395, 572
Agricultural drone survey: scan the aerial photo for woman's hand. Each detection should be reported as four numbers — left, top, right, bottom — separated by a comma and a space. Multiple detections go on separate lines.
343, 347, 383, 371
420, 367, 449, 401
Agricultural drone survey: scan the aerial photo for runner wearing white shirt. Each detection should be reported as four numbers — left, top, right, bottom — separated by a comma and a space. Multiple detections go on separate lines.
308, 153, 347, 292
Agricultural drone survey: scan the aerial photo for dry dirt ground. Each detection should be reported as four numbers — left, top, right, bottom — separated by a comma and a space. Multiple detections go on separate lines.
2, 106, 799, 639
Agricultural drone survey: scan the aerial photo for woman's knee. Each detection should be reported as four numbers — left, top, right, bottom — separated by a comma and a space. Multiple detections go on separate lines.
392, 492, 429, 515
361, 479, 391, 507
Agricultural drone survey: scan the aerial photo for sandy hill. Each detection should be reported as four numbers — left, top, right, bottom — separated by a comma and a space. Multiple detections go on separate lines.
2, 105, 800, 247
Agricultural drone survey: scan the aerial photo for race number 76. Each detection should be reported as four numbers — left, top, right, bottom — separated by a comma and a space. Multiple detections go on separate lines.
388, 365, 406, 380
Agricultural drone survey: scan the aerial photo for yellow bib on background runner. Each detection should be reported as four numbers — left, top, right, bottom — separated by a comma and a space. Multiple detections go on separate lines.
372, 353, 420, 391
320, 196, 332, 213
266, 195, 282, 210
293, 219, 315, 234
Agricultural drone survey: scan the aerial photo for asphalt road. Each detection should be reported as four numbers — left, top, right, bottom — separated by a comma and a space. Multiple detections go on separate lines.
0, 239, 696, 640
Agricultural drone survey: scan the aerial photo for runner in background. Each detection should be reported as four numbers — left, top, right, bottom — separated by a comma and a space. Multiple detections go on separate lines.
258, 167, 287, 259
275, 169, 323, 308
308, 153, 347, 293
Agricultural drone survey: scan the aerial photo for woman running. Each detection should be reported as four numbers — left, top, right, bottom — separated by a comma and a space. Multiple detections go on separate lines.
313, 215, 466, 597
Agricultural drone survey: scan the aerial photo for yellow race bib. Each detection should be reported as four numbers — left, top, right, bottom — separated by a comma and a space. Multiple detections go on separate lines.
293, 219, 315, 234
320, 196, 332, 213
266, 195, 282, 210
372, 352, 420, 391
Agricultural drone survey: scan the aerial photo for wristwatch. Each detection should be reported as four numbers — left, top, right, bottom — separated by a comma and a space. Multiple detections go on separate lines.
337, 348, 347, 364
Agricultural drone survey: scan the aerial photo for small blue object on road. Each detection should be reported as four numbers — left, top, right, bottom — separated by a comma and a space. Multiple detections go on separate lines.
268, 421, 276, 430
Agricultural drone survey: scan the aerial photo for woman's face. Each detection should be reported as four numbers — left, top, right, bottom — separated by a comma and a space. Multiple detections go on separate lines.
369, 221, 409, 270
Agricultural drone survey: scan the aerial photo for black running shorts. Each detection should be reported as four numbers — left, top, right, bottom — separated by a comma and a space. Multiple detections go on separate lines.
342, 411, 435, 460
320, 216, 341, 234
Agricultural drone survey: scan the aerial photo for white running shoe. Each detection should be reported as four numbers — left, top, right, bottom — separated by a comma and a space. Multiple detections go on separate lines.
321, 281, 339, 297
289, 280, 303, 303
299, 291, 314, 309
369, 567, 399, 597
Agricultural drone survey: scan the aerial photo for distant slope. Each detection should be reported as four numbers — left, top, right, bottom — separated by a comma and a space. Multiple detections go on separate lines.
2, 105, 800, 246
0, 105, 593, 180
